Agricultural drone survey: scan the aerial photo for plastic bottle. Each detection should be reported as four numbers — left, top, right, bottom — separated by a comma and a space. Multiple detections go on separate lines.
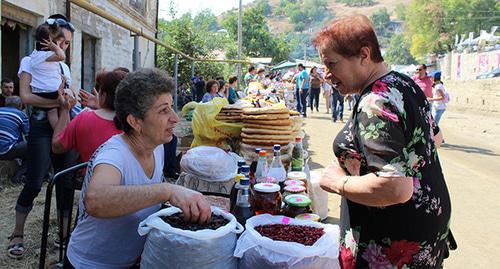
254, 150, 269, 184
229, 174, 245, 212
291, 137, 304, 171
231, 177, 254, 226
267, 144, 287, 189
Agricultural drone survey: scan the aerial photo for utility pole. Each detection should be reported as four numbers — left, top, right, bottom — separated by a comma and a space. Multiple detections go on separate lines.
237, 0, 243, 91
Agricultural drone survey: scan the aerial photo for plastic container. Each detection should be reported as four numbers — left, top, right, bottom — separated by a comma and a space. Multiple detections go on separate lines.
283, 179, 305, 187
252, 183, 282, 215
283, 194, 312, 218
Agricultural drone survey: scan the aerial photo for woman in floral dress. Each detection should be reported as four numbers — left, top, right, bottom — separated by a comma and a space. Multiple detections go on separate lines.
313, 15, 451, 269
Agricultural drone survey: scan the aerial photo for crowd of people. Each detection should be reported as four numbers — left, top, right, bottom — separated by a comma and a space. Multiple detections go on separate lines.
0, 11, 453, 269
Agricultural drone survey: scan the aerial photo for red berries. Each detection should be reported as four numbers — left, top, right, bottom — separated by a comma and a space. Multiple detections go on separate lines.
255, 224, 325, 246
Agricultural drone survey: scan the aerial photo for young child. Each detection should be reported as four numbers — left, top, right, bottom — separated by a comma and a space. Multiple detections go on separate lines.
29, 21, 66, 128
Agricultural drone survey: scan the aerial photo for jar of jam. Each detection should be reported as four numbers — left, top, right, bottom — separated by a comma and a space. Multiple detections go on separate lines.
283, 194, 312, 218
284, 179, 305, 187
295, 213, 321, 222
252, 183, 282, 215
282, 185, 307, 200
287, 171, 308, 192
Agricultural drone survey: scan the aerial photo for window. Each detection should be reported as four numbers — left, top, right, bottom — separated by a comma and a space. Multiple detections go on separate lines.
129, 0, 147, 15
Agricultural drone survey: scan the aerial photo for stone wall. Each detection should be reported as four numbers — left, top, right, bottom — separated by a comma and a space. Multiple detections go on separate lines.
2, 0, 158, 89
444, 78, 500, 113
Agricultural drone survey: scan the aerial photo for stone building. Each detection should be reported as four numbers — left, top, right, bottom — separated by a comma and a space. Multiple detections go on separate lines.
1, 0, 158, 92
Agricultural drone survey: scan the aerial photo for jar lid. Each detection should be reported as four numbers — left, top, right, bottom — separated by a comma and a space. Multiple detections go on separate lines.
235, 174, 245, 183
254, 183, 280, 193
295, 213, 320, 222
284, 180, 305, 186
283, 185, 306, 193
287, 171, 307, 181
285, 194, 311, 207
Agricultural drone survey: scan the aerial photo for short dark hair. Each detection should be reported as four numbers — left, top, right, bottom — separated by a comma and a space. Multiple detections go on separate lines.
113, 67, 130, 73
95, 70, 127, 110
1, 78, 13, 85
5, 96, 22, 108
297, 63, 305, 69
218, 80, 226, 90
248, 66, 255, 72
313, 15, 384, 63
114, 68, 174, 134
228, 76, 238, 84
257, 68, 265, 74
420, 64, 427, 70
48, 14, 69, 21
34, 23, 65, 48
205, 79, 219, 92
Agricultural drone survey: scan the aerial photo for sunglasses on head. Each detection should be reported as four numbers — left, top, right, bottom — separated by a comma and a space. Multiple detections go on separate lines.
46, 18, 75, 32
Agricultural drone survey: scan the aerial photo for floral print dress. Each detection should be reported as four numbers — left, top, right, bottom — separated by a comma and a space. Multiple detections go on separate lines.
333, 71, 451, 269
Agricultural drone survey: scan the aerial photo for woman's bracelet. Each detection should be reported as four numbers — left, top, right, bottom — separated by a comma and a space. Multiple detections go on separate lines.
341, 176, 351, 196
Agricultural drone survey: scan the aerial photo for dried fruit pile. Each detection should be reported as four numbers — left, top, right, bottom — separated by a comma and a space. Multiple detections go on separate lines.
255, 224, 324, 246
162, 213, 229, 231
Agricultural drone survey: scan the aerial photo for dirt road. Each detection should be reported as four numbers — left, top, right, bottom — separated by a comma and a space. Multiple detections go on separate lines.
303, 99, 500, 268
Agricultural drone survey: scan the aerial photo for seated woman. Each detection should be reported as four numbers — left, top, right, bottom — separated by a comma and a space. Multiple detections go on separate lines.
52, 69, 127, 161
201, 79, 219, 103
66, 68, 211, 268
314, 15, 450, 268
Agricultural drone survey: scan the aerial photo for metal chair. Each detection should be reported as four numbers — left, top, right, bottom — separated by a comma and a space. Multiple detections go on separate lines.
39, 162, 88, 269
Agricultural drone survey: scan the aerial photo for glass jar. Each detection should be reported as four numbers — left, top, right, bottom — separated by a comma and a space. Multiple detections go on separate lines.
283, 194, 312, 218
282, 185, 307, 200
295, 213, 321, 222
287, 171, 308, 192
252, 183, 282, 215
284, 179, 305, 187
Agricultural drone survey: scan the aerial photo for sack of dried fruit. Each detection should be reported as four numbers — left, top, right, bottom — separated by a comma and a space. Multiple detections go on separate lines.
234, 214, 340, 269
138, 206, 244, 269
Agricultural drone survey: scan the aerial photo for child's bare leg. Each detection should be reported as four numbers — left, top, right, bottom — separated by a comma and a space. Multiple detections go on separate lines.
48, 108, 58, 129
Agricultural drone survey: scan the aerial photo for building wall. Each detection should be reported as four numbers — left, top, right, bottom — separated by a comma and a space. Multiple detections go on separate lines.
439, 49, 500, 81
1, 0, 157, 90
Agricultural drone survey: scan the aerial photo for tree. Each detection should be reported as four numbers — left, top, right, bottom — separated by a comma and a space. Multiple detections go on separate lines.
256, 0, 273, 16
336, 0, 374, 7
370, 8, 391, 36
405, 0, 500, 60
384, 34, 417, 65
221, 6, 291, 63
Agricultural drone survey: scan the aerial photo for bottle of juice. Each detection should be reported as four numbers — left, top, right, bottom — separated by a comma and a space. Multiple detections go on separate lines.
231, 177, 254, 226
249, 148, 262, 182
291, 137, 304, 171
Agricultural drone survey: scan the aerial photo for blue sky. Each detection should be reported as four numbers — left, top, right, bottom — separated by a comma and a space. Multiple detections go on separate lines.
159, 0, 255, 19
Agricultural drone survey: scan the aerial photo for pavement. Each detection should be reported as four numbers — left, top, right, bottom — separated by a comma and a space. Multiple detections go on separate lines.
302, 99, 500, 268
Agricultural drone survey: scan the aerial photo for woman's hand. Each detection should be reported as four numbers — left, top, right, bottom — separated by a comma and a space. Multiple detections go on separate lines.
79, 88, 100, 109
320, 162, 347, 195
58, 91, 77, 111
167, 184, 211, 223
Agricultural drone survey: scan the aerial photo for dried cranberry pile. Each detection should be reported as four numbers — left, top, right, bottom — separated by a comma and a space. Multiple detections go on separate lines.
255, 224, 324, 246
162, 213, 229, 231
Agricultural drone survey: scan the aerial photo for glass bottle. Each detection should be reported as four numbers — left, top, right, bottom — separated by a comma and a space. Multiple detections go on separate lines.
267, 144, 287, 189
291, 137, 304, 172
254, 150, 268, 184
249, 148, 262, 181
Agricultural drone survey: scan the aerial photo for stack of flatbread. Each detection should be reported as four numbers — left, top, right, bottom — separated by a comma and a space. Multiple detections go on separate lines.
239, 107, 295, 161
289, 110, 303, 139
215, 106, 244, 123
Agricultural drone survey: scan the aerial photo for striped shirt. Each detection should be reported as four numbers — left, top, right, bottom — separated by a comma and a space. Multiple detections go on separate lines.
0, 107, 29, 155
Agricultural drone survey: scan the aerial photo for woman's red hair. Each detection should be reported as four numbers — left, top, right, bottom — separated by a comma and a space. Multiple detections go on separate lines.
312, 15, 384, 63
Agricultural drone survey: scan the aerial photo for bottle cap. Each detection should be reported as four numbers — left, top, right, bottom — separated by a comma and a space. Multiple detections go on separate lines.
287, 171, 307, 181
273, 144, 281, 151
254, 183, 280, 193
285, 194, 311, 207
259, 150, 267, 157
295, 137, 302, 142
235, 174, 245, 183
295, 213, 320, 222
283, 185, 306, 193
239, 177, 250, 186
237, 160, 246, 167
240, 165, 250, 174
255, 147, 262, 153
284, 180, 305, 187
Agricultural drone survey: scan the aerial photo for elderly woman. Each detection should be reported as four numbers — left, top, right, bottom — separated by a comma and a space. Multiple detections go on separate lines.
201, 79, 219, 103
66, 69, 211, 268
313, 15, 450, 269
